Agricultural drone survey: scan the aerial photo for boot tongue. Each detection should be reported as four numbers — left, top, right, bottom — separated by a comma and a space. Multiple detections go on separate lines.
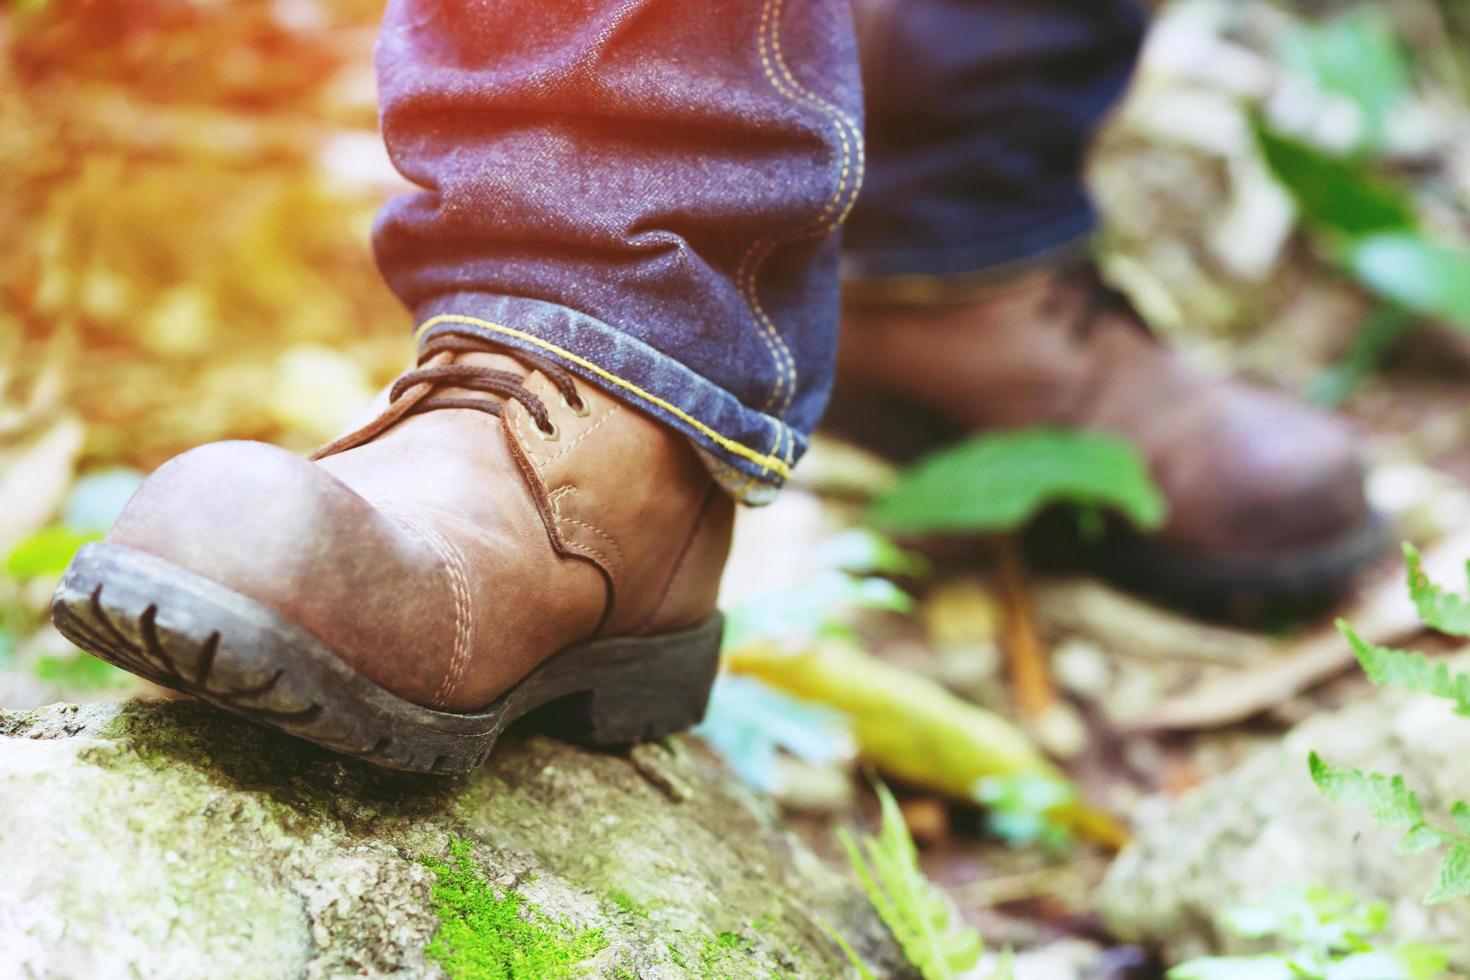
312, 344, 548, 461
454, 349, 536, 374
434, 348, 545, 404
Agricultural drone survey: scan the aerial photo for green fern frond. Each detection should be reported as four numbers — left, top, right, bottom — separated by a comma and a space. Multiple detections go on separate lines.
1337, 621, 1470, 716
840, 783, 985, 980
1404, 543, 1470, 638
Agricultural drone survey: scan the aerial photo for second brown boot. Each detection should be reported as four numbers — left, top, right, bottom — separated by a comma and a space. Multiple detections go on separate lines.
52, 329, 734, 772
829, 262, 1384, 607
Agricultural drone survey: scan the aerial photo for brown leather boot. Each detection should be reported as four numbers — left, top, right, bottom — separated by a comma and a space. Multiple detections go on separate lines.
831, 263, 1383, 605
52, 329, 734, 772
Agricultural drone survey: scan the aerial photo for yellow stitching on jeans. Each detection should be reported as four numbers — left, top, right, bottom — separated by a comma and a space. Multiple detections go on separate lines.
770, 0, 865, 225
414, 314, 793, 479
729, 428, 788, 499
737, 236, 797, 414
749, 0, 855, 411
745, 0, 827, 413
745, 0, 866, 415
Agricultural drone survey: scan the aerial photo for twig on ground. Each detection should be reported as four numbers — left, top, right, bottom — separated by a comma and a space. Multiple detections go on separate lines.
1033, 578, 1271, 666
997, 536, 1056, 721
1133, 527, 1470, 731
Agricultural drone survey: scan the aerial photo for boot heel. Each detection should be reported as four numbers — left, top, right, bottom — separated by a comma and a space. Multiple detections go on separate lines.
538, 616, 723, 747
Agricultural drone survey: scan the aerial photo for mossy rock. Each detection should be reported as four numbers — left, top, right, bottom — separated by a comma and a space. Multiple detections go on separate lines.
0, 700, 905, 978
1100, 683, 1470, 966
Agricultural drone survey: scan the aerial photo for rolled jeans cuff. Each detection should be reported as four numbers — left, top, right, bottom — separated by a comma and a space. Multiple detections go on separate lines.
414, 293, 798, 505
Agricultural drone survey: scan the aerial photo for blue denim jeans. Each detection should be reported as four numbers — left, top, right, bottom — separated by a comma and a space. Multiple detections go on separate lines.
373, 0, 1142, 502
844, 0, 1145, 278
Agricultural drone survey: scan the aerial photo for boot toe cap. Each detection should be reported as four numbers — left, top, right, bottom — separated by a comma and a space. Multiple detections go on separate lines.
1168, 412, 1370, 554
105, 440, 455, 705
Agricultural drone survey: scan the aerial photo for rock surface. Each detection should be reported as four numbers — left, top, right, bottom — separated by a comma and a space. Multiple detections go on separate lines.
0, 699, 904, 979
1100, 682, 1470, 964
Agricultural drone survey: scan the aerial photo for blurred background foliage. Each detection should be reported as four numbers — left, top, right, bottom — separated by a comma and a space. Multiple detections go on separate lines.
3, 0, 401, 470
9, 0, 1470, 974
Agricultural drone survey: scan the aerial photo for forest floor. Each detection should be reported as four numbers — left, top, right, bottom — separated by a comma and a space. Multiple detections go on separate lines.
6, 0, 1470, 977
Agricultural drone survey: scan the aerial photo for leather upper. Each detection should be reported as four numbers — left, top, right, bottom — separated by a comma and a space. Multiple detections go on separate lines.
108, 347, 732, 711
837, 266, 1371, 556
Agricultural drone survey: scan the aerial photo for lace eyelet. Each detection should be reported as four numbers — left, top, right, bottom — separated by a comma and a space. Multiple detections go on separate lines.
563, 393, 591, 418
538, 420, 560, 442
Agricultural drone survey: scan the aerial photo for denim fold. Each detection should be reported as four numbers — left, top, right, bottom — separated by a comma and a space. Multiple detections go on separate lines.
373, 0, 863, 501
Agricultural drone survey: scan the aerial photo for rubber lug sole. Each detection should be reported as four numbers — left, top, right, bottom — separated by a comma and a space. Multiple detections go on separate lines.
51, 543, 722, 774
1090, 511, 1389, 610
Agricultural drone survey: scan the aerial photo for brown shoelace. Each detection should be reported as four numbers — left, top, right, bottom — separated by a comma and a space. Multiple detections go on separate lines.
390, 331, 584, 436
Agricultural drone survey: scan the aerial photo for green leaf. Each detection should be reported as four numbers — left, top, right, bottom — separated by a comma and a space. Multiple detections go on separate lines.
1327, 951, 1423, 980
695, 675, 853, 793
1425, 845, 1470, 905
1348, 235, 1470, 332
973, 773, 1076, 851
841, 783, 984, 980
1252, 115, 1417, 237
722, 571, 912, 650
1307, 305, 1415, 408
1451, 801, 1470, 836
1167, 956, 1296, 980
818, 917, 877, 980
1338, 620, 1470, 715
1395, 824, 1452, 856
1309, 752, 1423, 828
1278, 8, 1412, 152
31, 653, 131, 692
1403, 543, 1470, 637
1389, 943, 1456, 980
871, 428, 1166, 535
815, 529, 930, 578
4, 525, 101, 579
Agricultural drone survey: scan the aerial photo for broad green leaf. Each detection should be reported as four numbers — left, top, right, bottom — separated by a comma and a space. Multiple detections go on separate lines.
1425, 845, 1470, 905
1252, 116, 1417, 237
871, 429, 1165, 535
1349, 235, 1470, 332
1308, 752, 1423, 828
1403, 543, 1470, 637
4, 525, 101, 579
1338, 620, 1470, 715
841, 783, 984, 980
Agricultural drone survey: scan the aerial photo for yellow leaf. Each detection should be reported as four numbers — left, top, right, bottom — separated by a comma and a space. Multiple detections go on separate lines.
726, 639, 1128, 848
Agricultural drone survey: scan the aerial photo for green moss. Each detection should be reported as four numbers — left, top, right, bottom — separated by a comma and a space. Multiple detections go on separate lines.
699, 930, 753, 972
607, 888, 645, 917
747, 915, 777, 934
422, 840, 607, 979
